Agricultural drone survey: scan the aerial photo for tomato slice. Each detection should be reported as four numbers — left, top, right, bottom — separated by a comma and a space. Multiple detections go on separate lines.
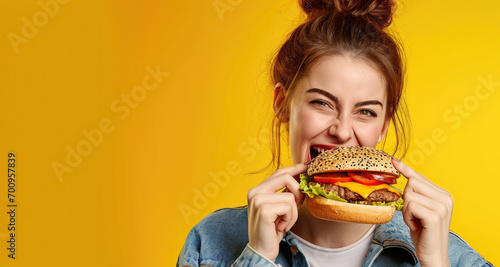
368, 172, 398, 184
347, 172, 386, 185
314, 173, 353, 183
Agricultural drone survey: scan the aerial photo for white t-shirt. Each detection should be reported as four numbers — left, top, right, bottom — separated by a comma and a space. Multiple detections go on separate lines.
288, 225, 375, 267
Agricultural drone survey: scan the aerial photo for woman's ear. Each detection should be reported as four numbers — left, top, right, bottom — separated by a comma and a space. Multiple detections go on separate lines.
273, 82, 289, 123
377, 118, 391, 143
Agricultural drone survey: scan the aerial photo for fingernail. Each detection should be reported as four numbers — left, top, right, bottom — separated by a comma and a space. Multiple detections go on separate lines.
392, 157, 401, 163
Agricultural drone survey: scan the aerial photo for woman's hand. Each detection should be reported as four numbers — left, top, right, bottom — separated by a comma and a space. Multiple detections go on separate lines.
392, 158, 453, 267
247, 163, 307, 262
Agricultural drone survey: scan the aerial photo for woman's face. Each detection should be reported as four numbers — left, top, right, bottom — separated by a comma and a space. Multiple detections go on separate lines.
287, 55, 390, 164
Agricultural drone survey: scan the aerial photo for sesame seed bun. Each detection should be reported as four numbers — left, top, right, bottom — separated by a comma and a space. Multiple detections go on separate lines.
307, 146, 399, 176
306, 195, 396, 224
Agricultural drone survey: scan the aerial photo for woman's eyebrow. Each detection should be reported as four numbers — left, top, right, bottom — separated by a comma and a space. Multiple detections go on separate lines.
306, 88, 383, 108
306, 88, 338, 103
354, 100, 383, 108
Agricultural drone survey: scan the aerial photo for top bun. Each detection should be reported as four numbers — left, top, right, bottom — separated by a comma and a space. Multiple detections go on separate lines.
307, 146, 400, 176
299, 0, 395, 30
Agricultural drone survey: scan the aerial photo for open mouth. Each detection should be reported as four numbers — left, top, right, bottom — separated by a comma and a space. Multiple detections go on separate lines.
309, 146, 333, 161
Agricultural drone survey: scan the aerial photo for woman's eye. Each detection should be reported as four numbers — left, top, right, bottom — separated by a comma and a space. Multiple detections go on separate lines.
310, 100, 331, 108
360, 109, 377, 117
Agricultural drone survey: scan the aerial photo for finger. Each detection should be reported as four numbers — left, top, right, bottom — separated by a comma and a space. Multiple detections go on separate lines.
248, 173, 304, 206
392, 157, 427, 181
284, 185, 306, 208
259, 201, 296, 232
392, 157, 442, 195
279, 174, 305, 207
295, 189, 305, 208
402, 200, 424, 232
269, 163, 308, 180
404, 190, 451, 220
404, 198, 445, 230
250, 193, 298, 229
403, 176, 436, 197
392, 158, 448, 194
276, 212, 291, 232
403, 176, 451, 205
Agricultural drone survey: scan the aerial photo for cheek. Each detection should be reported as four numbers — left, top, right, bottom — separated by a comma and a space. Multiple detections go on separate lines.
354, 122, 385, 147
296, 109, 323, 137
290, 106, 330, 146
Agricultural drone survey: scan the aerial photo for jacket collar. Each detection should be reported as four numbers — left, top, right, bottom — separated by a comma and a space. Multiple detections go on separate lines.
371, 211, 418, 265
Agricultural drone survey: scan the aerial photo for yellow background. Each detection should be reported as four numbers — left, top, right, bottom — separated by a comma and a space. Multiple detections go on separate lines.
1, 0, 499, 266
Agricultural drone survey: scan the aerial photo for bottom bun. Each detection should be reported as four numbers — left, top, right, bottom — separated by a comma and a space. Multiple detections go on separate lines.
306, 195, 396, 224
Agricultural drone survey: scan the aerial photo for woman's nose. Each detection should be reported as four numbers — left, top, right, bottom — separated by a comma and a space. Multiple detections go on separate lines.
328, 118, 353, 143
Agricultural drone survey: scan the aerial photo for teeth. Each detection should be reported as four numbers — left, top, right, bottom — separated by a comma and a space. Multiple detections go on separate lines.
310, 146, 334, 161
313, 146, 326, 153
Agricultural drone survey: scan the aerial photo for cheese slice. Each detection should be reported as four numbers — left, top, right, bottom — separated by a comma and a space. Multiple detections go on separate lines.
334, 182, 401, 199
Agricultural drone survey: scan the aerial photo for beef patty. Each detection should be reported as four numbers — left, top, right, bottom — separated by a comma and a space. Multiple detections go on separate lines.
310, 182, 400, 202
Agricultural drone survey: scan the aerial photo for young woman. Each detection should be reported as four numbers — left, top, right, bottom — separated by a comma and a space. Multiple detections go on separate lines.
178, 0, 491, 266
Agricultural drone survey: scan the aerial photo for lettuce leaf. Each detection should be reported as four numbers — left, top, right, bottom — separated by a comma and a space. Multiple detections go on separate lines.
299, 173, 404, 211
300, 173, 347, 202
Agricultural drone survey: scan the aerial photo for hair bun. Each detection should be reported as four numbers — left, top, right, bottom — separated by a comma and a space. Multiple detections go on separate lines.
299, 0, 395, 30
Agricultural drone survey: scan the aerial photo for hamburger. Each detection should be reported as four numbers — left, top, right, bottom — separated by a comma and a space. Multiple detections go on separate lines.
300, 146, 403, 224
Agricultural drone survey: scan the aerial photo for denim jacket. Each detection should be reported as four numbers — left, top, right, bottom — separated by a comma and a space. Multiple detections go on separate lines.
177, 206, 492, 267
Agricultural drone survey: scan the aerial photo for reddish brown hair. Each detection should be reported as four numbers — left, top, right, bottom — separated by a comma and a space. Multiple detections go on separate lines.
268, 0, 410, 170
